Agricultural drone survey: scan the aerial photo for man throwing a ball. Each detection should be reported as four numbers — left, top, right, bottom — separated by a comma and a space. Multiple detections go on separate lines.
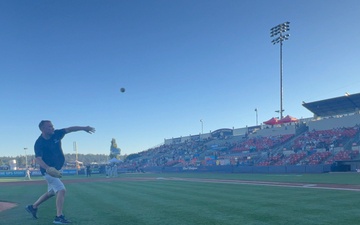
26, 120, 95, 224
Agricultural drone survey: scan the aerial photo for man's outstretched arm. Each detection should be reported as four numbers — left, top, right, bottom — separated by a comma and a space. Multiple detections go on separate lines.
64, 126, 95, 134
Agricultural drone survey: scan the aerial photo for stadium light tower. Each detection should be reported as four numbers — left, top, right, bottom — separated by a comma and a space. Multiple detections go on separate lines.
271, 21, 290, 119
24, 147, 28, 168
255, 108, 258, 126
73, 142, 78, 175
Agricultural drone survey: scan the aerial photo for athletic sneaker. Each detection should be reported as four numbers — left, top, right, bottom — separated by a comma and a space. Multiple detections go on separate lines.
53, 215, 71, 224
25, 205, 38, 219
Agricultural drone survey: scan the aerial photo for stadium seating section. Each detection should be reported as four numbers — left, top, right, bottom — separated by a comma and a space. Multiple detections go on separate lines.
121, 122, 360, 169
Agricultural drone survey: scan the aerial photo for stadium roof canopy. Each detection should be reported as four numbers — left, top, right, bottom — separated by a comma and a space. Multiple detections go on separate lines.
302, 92, 360, 117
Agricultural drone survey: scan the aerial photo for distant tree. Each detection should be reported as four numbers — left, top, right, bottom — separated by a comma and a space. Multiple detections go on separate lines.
16, 156, 25, 168
0, 154, 110, 169
109, 138, 121, 159
0, 158, 6, 166
64, 154, 109, 165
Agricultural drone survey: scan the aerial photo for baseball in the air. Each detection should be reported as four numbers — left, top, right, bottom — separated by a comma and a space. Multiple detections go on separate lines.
120, 88, 125, 93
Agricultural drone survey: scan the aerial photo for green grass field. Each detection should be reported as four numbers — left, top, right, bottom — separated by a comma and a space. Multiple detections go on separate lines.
1, 173, 360, 225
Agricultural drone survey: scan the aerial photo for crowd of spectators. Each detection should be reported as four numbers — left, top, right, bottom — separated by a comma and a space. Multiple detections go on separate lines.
230, 134, 294, 152
291, 127, 358, 152
120, 125, 360, 169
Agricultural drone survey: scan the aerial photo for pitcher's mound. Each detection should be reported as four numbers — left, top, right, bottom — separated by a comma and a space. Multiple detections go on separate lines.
0, 202, 17, 212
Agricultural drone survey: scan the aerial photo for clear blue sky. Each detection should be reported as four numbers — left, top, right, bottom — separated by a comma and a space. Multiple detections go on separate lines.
1, 0, 360, 157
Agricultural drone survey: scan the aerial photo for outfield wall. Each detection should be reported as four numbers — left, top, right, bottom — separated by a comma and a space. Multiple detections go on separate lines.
144, 164, 332, 174
0, 169, 78, 177
0, 165, 333, 177
138, 165, 331, 174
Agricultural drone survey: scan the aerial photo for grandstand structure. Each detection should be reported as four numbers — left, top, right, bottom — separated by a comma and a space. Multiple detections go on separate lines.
122, 93, 360, 174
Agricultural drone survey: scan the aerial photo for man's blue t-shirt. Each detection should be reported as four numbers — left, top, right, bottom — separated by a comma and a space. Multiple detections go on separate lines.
34, 129, 66, 175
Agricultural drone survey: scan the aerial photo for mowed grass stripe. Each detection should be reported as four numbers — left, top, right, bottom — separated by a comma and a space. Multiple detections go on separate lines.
154, 180, 335, 225
128, 180, 244, 224
65, 178, 360, 225
67, 180, 249, 224
69, 181, 225, 225
2, 174, 360, 225
69, 181, 177, 224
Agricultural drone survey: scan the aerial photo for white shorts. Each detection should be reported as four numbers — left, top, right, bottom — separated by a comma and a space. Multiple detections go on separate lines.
44, 173, 66, 194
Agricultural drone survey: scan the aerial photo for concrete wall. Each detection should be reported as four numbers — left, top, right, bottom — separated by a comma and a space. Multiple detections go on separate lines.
233, 127, 248, 136
250, 125, 296, 138
308, 114, 360, 131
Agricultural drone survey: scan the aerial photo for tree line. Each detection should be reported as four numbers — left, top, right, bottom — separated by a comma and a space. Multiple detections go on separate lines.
0, 153, 111, 169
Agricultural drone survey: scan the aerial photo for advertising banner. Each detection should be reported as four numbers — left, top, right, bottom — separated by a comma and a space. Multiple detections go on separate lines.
0, 169, 78, 177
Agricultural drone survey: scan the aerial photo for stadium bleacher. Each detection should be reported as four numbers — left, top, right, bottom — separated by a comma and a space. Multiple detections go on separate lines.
121, 93, 360, 172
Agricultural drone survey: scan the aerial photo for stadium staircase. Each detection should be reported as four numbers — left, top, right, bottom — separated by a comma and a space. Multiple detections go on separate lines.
254, 127, 309, 166
343, 128, 360, 151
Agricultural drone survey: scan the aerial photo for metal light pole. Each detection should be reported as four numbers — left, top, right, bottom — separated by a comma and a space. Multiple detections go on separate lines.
200, 119, 203, 134
24, 147, 28, 168
73, 142, 78, 175
271, 21, 290, 119
275, 110, 281, 119
255, 108, 258, 126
